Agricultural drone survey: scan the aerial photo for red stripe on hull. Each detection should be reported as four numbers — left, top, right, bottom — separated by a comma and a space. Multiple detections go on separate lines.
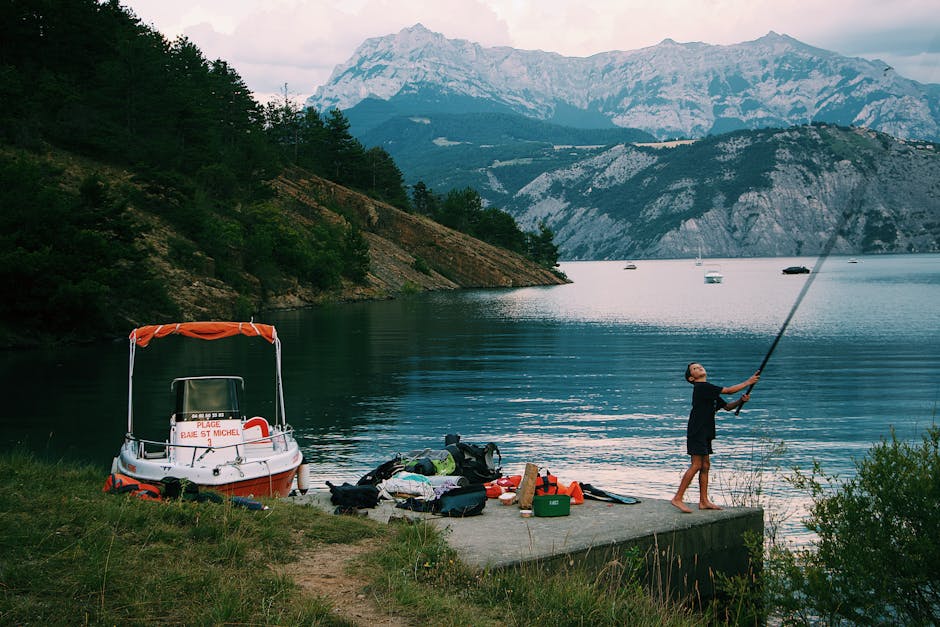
116, 460, 299, 498
204, 467, 298, 497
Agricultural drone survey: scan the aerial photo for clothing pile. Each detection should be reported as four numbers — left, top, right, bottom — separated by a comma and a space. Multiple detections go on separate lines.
327, 433, 640, 518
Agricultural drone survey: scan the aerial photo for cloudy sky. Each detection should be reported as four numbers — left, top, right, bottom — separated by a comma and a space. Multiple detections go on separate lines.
122, 0, 940, 103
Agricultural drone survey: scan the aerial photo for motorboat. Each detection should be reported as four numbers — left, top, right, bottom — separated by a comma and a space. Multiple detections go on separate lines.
704, 265, 723, 284
111, 322, 304, 497
623, 262, 637, 270
782, 265, 811, 274
848, 258, 860, 264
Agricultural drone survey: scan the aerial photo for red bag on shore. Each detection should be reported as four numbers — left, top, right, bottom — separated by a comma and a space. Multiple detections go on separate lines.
484, 474, 522, 498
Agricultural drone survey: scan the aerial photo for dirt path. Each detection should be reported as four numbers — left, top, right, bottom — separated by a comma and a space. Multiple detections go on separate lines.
278, 540, 412, 626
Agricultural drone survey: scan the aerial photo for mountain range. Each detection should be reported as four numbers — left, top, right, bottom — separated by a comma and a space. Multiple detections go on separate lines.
306, 25, 940, 259
307, 24, 940, 142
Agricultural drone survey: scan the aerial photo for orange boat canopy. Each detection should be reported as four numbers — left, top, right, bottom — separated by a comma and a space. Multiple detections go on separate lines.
130, 322, 277, 348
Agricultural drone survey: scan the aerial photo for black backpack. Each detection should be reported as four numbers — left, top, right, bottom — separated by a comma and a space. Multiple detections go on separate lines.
357, 456, 403, 486
326, 481, 380, 508
444, 434, 502, 484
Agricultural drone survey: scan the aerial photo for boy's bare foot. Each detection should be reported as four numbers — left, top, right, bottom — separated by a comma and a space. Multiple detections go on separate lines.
671, 498, 692, 513
699, 501, 723, 510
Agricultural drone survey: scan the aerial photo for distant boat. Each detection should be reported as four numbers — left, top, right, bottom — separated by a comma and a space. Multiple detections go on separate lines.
704, 265, 723, 284
782, 266, 810, 275
848, 258, 859, 264
695, 245, 703, 266
623, 262, 637, 270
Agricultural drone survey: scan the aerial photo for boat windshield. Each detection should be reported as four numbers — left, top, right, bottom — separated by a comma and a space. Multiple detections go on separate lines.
172, 377, 243, 421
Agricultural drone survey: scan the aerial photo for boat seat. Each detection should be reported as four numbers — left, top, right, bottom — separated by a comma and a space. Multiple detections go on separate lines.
243, 416, 271, 442
243, 416, 275, 457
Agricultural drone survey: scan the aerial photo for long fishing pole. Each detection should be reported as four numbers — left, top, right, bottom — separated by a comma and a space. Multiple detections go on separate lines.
735, 210, 850, 415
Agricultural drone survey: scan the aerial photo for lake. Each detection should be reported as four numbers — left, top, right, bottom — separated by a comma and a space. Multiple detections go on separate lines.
3, 254, 939, 542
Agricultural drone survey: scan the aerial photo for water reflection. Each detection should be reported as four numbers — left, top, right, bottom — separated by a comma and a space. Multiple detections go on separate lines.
1, 254, 938, 546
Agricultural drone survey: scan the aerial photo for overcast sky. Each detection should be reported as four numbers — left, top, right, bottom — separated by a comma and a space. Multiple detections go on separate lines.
121, 0, 940, 103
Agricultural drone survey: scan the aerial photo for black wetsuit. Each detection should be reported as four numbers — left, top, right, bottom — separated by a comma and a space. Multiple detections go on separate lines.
686, 381, 728, 455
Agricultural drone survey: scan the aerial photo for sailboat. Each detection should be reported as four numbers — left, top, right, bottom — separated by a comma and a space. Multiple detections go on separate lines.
694, 244, 703, 266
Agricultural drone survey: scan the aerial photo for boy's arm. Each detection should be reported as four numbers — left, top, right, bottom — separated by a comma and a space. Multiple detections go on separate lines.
720, 393, 751, 411
721, 372, 760, 395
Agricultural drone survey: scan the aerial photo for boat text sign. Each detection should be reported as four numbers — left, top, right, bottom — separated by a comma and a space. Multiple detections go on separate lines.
175, 419, 243, 449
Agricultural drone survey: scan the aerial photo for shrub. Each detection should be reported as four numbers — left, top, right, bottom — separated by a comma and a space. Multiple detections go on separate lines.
762, 426, 940, 625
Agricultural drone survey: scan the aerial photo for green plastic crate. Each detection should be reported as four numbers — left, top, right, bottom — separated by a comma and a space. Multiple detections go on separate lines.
532, 494, 570, 517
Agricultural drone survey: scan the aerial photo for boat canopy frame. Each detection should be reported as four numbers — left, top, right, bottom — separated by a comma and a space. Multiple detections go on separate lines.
127, 322, 286, 434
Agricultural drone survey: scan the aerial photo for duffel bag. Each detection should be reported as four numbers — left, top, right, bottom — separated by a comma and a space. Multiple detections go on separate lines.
437, 484, 487, 517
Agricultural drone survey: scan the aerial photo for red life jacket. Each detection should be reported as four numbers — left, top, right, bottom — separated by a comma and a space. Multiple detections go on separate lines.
103, 473, 163, 501
534, 471, 560, 495
534, 471, 585, 505
484, 474, 522, 498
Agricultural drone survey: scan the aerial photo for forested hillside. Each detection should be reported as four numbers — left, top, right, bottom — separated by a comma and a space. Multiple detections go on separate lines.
356, 111, 657, 203
0, 0, 563, 346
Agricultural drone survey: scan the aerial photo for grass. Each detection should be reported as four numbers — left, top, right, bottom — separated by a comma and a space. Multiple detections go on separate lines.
0, 451, 370, 625
0, 451, 708, 625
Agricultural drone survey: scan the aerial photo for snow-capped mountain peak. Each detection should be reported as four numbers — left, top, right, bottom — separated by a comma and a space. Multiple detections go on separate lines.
308, 25, 940, 141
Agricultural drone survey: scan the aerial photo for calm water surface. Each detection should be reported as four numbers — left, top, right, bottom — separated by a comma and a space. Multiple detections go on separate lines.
3, 254, 939, 542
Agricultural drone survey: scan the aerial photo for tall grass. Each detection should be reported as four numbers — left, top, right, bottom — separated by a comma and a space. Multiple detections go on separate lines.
359, 521, 705, 626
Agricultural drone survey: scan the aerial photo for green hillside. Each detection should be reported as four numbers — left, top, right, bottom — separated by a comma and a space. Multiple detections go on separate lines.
357, 111, 657, 204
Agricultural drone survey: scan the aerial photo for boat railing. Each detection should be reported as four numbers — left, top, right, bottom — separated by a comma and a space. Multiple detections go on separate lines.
126, 426, 295, 468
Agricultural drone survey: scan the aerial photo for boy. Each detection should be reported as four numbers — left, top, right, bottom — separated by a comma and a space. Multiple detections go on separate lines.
671, 363, 760, 513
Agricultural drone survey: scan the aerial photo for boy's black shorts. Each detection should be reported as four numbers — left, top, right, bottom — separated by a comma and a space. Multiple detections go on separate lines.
687, 436, 714, 456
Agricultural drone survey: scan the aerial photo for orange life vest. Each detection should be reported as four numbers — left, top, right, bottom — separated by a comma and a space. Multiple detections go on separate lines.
103, 473, 163, 501
534, 471, 560, 495
534, 471, 584, 504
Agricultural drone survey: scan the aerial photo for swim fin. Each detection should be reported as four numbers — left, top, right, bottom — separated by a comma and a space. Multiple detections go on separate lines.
579, 483, 640, 504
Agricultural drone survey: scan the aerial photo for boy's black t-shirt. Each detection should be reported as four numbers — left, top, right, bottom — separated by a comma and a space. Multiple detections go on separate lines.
688, 381, 727, 442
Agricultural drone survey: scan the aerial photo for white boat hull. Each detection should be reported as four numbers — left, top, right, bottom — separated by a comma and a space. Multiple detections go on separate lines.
114, 433, 302, 497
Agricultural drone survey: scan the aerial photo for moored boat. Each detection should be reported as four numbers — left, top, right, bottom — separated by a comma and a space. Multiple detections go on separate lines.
704, 265, 723, 284
112, 322, 303, 497
782, 265, 810, 274
623, 261, 637, 270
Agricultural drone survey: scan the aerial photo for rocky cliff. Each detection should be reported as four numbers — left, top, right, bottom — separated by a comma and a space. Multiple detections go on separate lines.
507, 124, 940, 259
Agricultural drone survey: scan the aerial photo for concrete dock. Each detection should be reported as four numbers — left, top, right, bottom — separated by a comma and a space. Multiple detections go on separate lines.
289, 490, 763, 602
